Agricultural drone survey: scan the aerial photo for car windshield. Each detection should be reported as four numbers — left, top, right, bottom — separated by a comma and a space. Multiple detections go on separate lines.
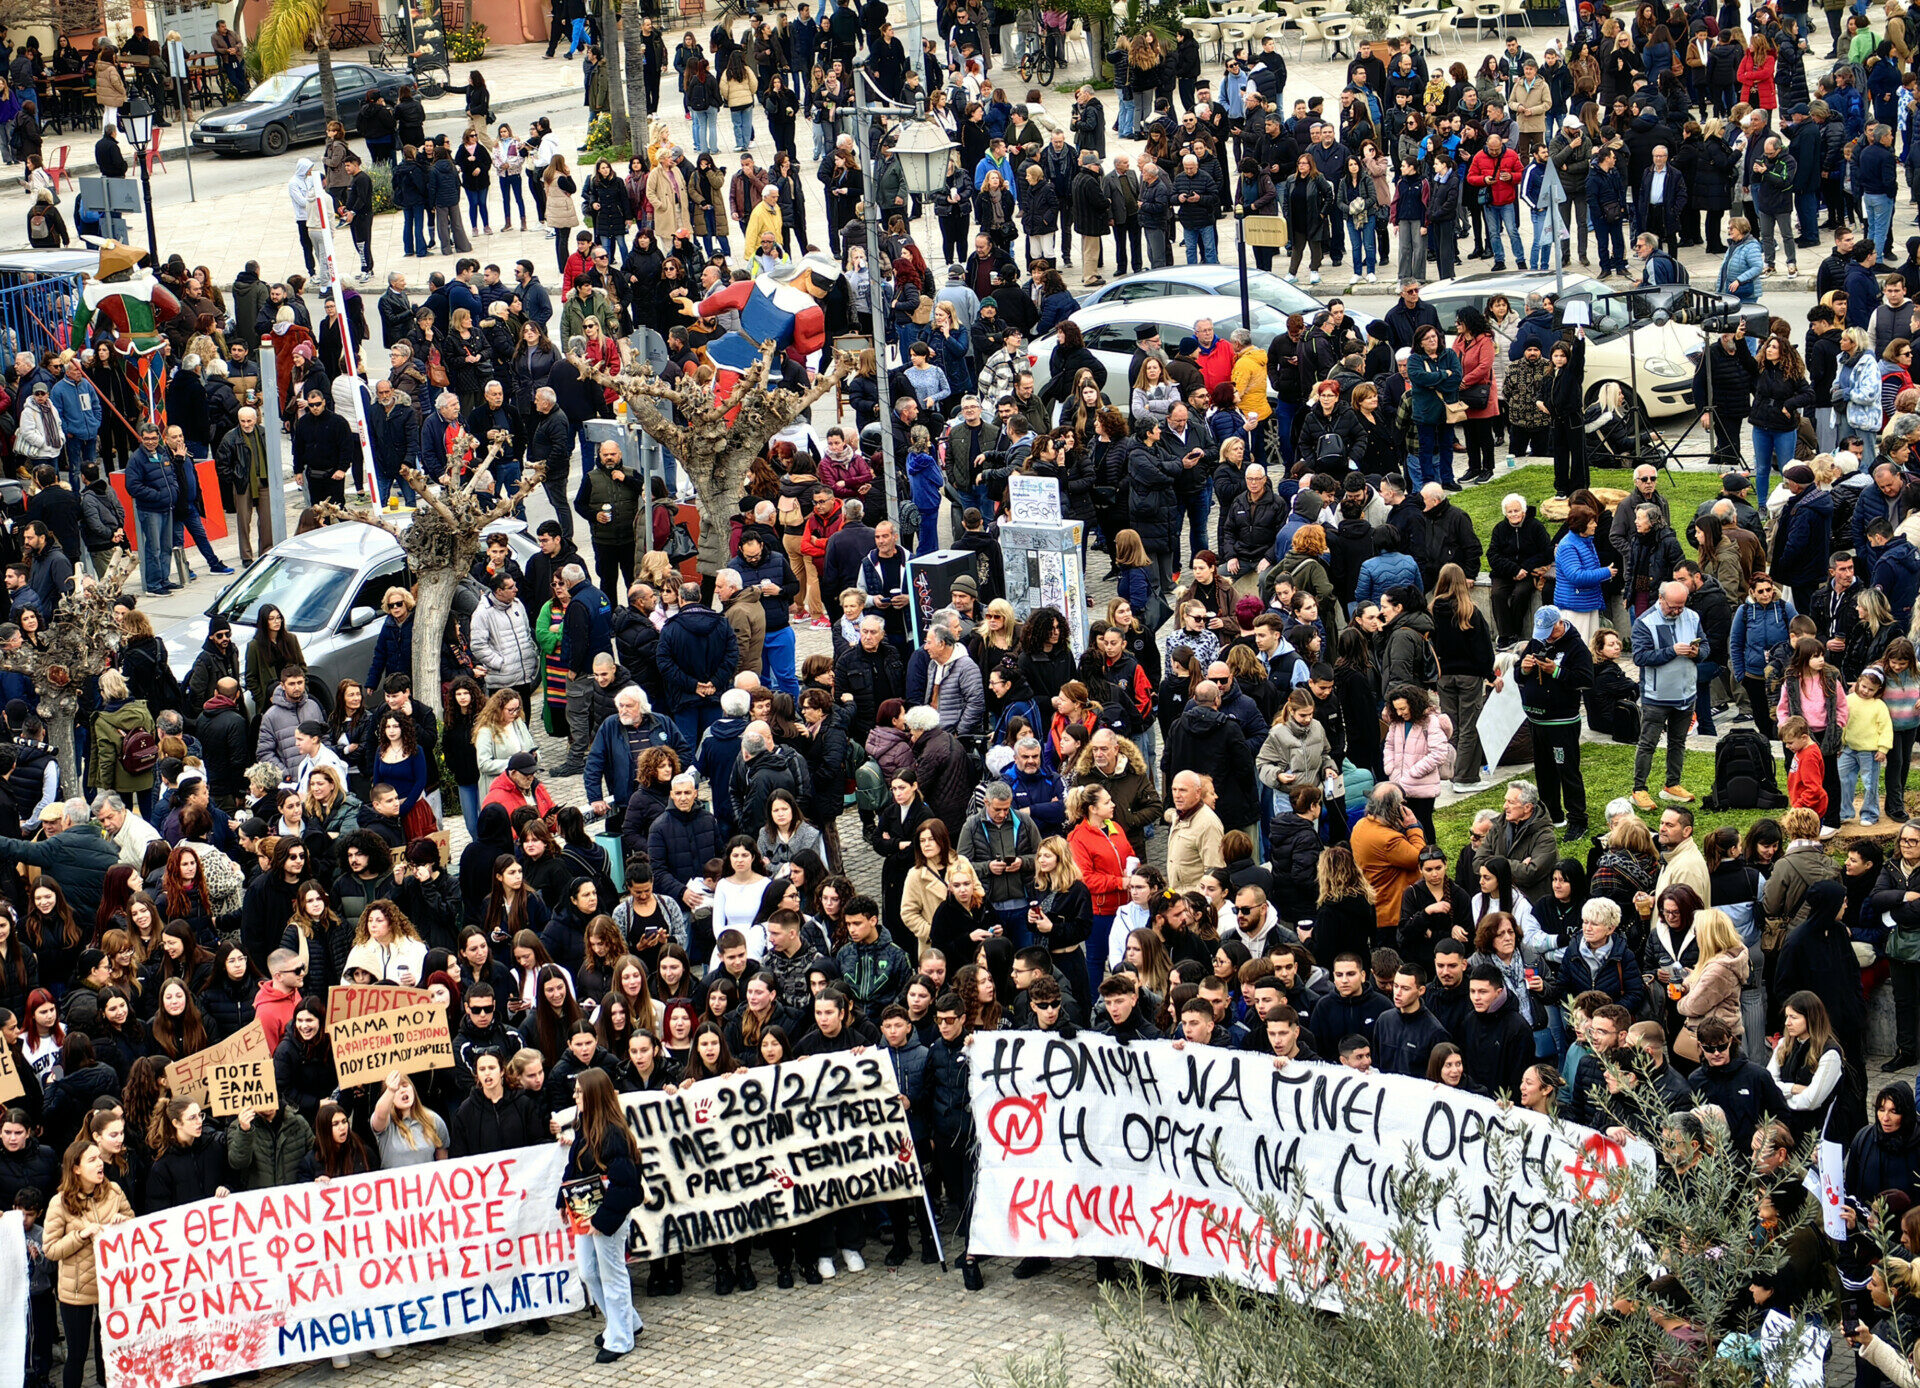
1242, 278, 1328, 315
239, 71, 305, 104
207, 555, 354, 633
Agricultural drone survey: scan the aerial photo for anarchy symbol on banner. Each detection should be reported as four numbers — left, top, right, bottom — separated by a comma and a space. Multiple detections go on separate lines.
1564, 1133, 1627, 1203
987, 1093, 1048, 1159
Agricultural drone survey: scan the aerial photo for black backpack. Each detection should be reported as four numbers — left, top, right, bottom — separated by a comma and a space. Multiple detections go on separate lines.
1701, 727, 1788, 810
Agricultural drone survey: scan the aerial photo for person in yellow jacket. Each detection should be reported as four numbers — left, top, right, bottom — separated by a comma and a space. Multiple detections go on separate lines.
743, 182, 783, 256
1841, 667, 1896, 825
1229, 327, 1272, 458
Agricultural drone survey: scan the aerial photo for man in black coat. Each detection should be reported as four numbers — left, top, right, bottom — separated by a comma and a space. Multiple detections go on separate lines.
833, 614, 905, 743
338, 153, 376, 280
289, 388, 355, 507
1372, 962, 1450, 1077
1410, 482, 1484, 587
197, 676, 252, 805
1070, 152, 1112, 288
1381, 282, 1441, 352
529, 386, 576, 544
183, 614, 240, 719
1161, 684, 1260, 832
1687, 1018, 1789, 1155
1458, 963, 1534, 1096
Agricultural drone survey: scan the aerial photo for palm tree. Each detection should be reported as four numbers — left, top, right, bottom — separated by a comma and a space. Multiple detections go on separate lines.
257, 0, 340, 124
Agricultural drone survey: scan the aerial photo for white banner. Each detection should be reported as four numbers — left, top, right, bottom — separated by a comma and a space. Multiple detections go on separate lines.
0, 1210, 24, 1388
96, 1146, 582, 1388
613, 1053, 923, 1259
967, 1033, 1652, 1322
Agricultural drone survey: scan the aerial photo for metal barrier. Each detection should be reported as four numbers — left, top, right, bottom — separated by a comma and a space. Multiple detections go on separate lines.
0, 274, 84, 360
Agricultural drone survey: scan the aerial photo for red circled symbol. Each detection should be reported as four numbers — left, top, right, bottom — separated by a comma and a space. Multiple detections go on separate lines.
987, 1093, 1048, 1159
1563, 1133, 1626, 1202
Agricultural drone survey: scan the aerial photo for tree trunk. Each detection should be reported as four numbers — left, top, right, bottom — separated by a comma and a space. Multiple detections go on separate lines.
410, 566, 460, 718
620, 4, 649, 153
316, 31, 338, 124
49, 706, 78, 803
600, 0, 629, 146
1088, 16, 1108, 81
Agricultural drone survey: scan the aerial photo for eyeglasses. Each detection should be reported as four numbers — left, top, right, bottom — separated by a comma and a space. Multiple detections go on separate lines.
470, 1004, 494, 1014
387, 602, 407, 611
1235, 905, 1260, 915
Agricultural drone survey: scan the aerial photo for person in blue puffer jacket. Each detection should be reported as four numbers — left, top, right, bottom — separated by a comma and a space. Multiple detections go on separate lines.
1553, 503, 1614, 625
1717, 218, 1765, 302
1730, 581, 1798, 740
124, 421, 179, 597
905, 428, 944, 556
1352, 524, 1421, 612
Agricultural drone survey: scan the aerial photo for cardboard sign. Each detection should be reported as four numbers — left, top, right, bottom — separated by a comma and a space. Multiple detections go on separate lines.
0, 1042, 25, 1106
330, 1003, 453, 1087
325, 984, 434, 1032
206, 1049, 277, 1119
164, 1022, 271, 1110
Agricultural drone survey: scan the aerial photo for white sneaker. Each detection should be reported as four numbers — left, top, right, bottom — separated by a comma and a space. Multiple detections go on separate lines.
841, 1248, 866, 1272
1820, 825, 1839, 839
372, 1349, 394, 1361
1367, 271, 1378, 282
1451, 779, 1489, 794
817, 1256, 837, 1280
1284, 271, 1297, 282
331, 1358, 350, 1370
1308, 271, 1320, 284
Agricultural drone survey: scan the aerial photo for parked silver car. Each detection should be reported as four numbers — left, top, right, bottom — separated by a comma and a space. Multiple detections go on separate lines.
160, 519, 538, 708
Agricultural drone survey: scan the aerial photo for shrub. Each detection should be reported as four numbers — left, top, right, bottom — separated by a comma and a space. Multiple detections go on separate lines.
446, 22, 489, 60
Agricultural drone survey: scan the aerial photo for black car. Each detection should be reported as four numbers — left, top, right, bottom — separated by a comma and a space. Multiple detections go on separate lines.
191, 63, 406, 156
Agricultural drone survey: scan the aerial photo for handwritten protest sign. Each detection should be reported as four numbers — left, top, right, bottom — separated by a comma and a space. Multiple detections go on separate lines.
0, 1039, 25, 1106
165, 1024, 272, 1111
96, 1146, 580, 1388
325, 985, 434, 1032
205, 1033, 277, 1119
968, 1033, 1652, 1319
331, 1004, 453, 1087
611, 1052, 922, 1259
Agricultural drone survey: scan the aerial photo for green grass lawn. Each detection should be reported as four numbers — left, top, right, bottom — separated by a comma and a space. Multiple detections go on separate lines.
1430, 744, 1779, 861
1451, 464, 1728, 538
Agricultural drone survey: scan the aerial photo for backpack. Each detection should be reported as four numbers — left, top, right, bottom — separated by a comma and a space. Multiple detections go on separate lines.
1701, 727, 1787, 810
852, 753, 887, 816
116, 726, 160, 777
27, 208, 47, 241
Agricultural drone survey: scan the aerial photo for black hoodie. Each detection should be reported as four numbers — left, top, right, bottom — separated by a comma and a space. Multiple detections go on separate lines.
459, 804, 516, 929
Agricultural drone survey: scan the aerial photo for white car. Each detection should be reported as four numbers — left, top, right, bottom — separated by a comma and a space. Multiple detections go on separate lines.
1077, 265, 1365, 323
1418, 270, 1701, 419
1027, 295, 1301, 406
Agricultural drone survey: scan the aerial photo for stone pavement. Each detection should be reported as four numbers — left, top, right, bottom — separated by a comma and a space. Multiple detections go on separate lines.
255, 1254, 1115, 1387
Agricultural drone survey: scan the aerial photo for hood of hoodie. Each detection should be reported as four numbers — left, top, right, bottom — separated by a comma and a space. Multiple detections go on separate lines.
1386, 610, 1435, 639
1179, 703, 1238, 738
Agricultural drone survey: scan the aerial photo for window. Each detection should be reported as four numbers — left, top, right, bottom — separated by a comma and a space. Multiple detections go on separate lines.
348, 560, 410, 622
1108, 280, 1170, 302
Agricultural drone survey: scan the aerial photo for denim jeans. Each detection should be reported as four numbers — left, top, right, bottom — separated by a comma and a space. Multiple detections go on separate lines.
578, 1228, 642, 1354
1840, 746, 1884, 823
63, 434, 96, 491
135, 507, 171, 591
1416, 421, 1455, 487
1795, 188, 1821, 245
692, 109, 718, 153
1529, 208, 1557, 269
1487, 201, 1525, 264
465, 186, 491, 232
1593, 217, 1625, 273
1182, 223, 1218, 264
1694, 660, 1724, 735
763, 625, 799, 699
1345, 221, 1376, 275
402, 205, 429, 255
1867, 191, 1896, 257
1181, 480, 1213, 565
499, 172, 526, 225
177, 511, 221, 568
730, 106, 754, 149
1752, 425, 1798, 509
1116, 87, 1135, 137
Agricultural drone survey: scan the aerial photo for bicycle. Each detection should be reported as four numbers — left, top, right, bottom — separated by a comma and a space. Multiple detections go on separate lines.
1018, 41, 1054, 87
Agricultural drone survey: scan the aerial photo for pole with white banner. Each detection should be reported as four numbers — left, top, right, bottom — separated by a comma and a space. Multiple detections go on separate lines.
302, 169, 378, 495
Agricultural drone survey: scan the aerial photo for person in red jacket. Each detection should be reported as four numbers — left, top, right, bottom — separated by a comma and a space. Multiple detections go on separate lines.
798, 489, 844, 628
1782, 715, 1830, 816
1466, 133, 1527, 270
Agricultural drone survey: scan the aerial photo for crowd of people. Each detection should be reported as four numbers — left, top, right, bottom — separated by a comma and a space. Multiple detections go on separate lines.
22, 0, 1920, 1381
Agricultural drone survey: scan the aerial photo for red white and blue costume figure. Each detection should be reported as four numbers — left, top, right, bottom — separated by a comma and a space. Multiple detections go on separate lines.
693, 255, 840, 399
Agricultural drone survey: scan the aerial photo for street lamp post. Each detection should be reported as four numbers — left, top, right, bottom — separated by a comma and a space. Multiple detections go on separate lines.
1234, 204, 1251, 327
122, 96, 159, 266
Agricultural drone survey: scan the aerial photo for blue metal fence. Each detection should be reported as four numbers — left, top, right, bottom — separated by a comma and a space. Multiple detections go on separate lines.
0, 274, 84, 361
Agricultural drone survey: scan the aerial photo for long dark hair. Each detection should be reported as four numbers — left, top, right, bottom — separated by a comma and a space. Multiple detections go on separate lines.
573, 1069, 638, 1169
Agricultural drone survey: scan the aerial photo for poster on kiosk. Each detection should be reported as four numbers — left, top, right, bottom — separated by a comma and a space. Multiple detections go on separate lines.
998, 476, 1088, 659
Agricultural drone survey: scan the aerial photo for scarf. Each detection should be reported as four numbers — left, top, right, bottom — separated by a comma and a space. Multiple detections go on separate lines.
240, 425, 268, 497
1489, 948, 1532, 1023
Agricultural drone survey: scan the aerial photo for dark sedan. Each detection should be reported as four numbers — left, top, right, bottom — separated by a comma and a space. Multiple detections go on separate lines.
191, 62, 406, 156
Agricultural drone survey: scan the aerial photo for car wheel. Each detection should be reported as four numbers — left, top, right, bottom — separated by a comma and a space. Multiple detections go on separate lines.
261, 124, 289, 156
